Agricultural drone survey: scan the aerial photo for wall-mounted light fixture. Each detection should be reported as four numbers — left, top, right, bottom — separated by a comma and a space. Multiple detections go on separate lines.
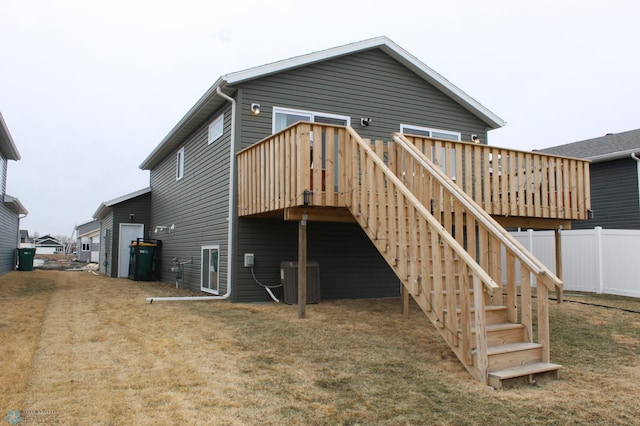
471, 134, 479, 143
360, 117, 372, 127
303, 190, 312, 206
154, 224, 175, 234
129, 213, 135, 221
251, 103, 261, 116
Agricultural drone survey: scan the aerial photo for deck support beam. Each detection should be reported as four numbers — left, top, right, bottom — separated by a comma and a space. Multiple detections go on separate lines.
298, 212, 308, 319
554, 228, 564, 304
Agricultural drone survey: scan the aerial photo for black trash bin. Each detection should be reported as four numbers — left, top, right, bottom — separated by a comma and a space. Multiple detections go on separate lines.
129, 239, 161, 281
17, 248, 36, 271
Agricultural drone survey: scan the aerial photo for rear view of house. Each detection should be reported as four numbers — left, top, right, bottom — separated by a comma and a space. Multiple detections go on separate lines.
130, 37, 591, 387
0, 113, 28, 273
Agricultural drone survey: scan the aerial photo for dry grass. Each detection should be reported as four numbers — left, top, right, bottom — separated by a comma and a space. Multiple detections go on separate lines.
1, 271, 639, 425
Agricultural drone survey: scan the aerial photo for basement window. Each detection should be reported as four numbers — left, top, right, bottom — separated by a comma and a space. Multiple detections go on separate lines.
208, 114, 224, 144
176, 147, 185, 181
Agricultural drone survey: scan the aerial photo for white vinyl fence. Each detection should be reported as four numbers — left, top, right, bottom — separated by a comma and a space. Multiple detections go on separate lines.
509, 227, 640, 299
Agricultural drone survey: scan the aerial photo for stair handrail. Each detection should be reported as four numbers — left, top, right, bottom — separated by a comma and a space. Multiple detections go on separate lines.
345, 127, 500, 295
392, 133, 562, 291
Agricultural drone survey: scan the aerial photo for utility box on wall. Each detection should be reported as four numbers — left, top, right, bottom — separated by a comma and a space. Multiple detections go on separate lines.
280, 261, 320, 305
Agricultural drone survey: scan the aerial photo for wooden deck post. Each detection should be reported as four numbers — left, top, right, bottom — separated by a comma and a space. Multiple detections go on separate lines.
554, 227, 563, 304
298, 212, 308, 319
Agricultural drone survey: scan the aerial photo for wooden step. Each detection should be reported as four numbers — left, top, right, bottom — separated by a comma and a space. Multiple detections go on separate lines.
471, 322, 525, 346
488, 362, 562, 390
486, 342, 543, 371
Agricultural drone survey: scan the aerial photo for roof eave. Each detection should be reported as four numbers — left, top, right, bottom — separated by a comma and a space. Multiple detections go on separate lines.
139, 78, 230, 170
0, 113, 21, 161
4, 195, 28, 215
588, 148, 640, 163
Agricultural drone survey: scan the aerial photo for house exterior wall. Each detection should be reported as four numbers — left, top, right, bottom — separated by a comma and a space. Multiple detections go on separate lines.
235, 49, 491, 148
0, 201, 19, 273
150, 103, 232, 292
0, 153, 18, 273
110, 194, 151, 278
149, 47, 494, 301
573, 158, 640, 229
99, 212, 114, 277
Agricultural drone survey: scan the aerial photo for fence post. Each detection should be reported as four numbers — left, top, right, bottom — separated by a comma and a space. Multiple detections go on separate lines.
595, 226, 603, 294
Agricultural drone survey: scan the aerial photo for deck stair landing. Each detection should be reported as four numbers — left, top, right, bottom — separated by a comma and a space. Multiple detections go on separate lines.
342, 129, 562, 388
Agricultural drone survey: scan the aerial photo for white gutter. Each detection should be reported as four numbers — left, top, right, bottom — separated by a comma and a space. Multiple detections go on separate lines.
631, 153, 640, 213
147, 87, 237, 303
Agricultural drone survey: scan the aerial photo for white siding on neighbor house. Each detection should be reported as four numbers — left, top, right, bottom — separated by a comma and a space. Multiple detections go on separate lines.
508, 228, 640, 299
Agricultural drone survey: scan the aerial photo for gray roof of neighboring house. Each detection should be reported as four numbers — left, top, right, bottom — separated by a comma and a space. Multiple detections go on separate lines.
139, 36, 506, 170
93, 187, 151, 219
0, 112, 21, 161
537, 128, 640, 162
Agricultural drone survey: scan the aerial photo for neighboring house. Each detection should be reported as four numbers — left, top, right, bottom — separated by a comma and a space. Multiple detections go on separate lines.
33, 234, 65, 254
0, 112, 28, 273
19, 230, 32, 247
75, 219, 100, 263
93, 187, 151, 278
538, 128, 640, 229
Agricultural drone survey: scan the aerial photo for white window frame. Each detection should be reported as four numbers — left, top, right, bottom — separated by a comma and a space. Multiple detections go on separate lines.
272, 106, 351, 134
176, 147, 185, 181
400, 124, 461, 141
201, 245, 220, 295
208, 114, 224, 144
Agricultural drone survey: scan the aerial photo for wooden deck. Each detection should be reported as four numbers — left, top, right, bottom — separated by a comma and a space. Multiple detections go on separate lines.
236, 122, 589, 387
237, 123, 590, 229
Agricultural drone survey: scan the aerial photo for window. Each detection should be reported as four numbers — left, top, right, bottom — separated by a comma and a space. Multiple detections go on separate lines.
82, 243, 90, 251
400, 124, 461, 141
272, 107, 350, 133
176, 147, 185, 180
201, 245, 220, 294
208, 114, 224, 144
400, 124, 461, 179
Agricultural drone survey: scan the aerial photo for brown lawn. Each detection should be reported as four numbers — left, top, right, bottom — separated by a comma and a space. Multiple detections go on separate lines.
0, 270, 639, 425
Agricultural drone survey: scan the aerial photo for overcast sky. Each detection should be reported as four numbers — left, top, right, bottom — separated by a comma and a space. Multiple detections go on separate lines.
1, 0, 638, 237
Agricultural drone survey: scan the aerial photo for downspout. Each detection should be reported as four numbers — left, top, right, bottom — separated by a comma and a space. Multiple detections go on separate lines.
147, 86, 237, 303
631, 153, 640, 214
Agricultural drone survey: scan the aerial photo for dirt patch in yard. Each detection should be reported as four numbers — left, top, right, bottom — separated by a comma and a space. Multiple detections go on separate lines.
1, 270, 639, 425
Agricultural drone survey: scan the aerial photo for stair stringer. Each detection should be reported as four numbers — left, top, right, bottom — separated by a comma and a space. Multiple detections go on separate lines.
343, 132, 500, 384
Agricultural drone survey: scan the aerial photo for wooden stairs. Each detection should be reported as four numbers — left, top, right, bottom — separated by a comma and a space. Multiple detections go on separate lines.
343, 130, 562, 388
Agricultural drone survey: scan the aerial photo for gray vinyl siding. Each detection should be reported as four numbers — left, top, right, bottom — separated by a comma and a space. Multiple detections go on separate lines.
236, 48, 490, 148
99, 213, 114, 276
0, 203, 19, 274
0, 156, 18, 274
235, 219, 399, 303
573, 158, 640, 230
149, 104, 232, 292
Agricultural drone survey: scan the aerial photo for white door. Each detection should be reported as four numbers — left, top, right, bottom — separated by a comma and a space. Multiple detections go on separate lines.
118, 224, 144, 278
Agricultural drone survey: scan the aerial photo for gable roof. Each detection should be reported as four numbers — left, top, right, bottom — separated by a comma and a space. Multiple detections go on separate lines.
34, 235, 64, 246
0, 112, 21, 161
537, 128, 640, 162
140, 36, 505, 170
93, 187, 151, 219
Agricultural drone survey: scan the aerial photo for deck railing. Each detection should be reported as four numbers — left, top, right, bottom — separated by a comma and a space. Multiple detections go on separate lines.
400, 135, 591, 220
391, 133, 562, 363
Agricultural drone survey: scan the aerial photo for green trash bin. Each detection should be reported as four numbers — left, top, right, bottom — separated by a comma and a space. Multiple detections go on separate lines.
17, 248, 36, 271
129, 241, 158, 281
